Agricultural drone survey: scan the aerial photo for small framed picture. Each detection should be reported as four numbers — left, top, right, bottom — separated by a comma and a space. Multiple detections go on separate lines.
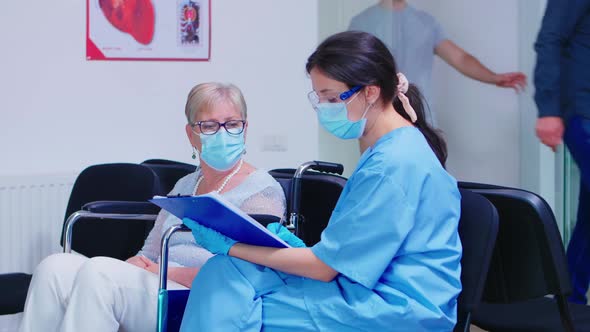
87, 0, 211, 61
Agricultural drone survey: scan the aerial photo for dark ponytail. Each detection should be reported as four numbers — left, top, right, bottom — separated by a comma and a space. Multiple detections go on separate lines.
393, 84, 448, 167
306, 31, 448, 167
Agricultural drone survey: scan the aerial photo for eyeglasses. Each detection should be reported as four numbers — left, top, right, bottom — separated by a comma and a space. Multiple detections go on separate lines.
307, 86, 363, 108
190, 120, 246, 135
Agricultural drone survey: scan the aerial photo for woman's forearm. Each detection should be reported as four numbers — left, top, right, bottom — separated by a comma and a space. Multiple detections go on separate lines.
167, 267, 200, 288
228, 244, 338, 282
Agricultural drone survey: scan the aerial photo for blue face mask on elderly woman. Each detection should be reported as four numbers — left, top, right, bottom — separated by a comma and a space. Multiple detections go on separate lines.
312, 86, 371, 140
199, 130, 245, 171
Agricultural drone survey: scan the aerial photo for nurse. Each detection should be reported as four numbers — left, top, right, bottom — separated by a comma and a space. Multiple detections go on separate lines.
180, 31, 463, 331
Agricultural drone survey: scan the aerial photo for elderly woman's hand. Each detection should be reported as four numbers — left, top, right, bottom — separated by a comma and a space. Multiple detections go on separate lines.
182, 218, 238, 255
266, 222, 307, 248
126, 255, 150, 268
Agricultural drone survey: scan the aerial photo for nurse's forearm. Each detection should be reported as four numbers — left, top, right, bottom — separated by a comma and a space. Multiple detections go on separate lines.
228, 244, 338, 282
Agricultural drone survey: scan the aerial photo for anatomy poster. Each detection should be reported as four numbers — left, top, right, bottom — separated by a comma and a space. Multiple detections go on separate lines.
87, 0, 210, 61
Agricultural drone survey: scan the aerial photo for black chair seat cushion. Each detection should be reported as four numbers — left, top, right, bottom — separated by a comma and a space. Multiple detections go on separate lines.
473, 298, 590, 332
61, 163, 162, 260
0, 273, 32, 314
82, 201, 161, 215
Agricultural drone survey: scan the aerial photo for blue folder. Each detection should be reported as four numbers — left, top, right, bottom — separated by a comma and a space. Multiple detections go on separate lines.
150, 192, 290, 248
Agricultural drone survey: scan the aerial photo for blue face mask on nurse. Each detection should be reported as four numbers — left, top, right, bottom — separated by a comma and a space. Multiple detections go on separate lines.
309, 85, 373, 140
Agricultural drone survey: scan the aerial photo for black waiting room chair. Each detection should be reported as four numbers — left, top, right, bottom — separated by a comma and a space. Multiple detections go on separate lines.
460, 182, 590, 332
454, 188, 500, 332
0, 163, 166, 315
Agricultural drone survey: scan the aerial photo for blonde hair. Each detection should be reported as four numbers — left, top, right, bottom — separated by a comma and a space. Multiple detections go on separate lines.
184, 83, 247, 124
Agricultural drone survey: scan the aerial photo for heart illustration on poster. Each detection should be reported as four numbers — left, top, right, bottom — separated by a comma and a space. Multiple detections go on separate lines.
87, 0, 210, 61
98, 0, 155, 45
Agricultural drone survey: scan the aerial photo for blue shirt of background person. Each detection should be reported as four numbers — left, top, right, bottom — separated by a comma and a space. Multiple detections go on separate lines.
180, 31, 463, 331
534, 0, 590, 152
534, 0, 590, 304
534, 0, 590, 122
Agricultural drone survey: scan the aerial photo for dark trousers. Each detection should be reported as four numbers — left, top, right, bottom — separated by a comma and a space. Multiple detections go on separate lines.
564, 115, 590, 304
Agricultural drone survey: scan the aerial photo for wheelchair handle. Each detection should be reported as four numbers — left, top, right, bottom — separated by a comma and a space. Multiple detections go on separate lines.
293, 161, 343, 178
291, 161, 344, 211
159, 224, 191, 290
286, 161, 343, 238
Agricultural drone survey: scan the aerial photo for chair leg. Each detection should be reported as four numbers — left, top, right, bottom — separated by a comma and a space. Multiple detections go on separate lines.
452, 312, 471, 332
463, 312, 472, 332
556, 295, 576, 332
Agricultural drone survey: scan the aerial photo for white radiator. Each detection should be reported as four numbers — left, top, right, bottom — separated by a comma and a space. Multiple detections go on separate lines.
0, 173, 77, 274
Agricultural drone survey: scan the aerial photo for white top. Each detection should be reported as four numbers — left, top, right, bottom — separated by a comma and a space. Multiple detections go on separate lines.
137, 168, 286, 268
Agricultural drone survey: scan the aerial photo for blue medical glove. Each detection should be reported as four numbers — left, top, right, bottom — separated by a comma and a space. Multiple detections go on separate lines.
182, 218, 237, 255
266, 222, 307, 248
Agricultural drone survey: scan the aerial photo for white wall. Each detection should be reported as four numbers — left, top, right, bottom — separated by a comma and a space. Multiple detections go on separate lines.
412, 0, 522, 186
317, 1, 522, 186
0, 0, 319, 177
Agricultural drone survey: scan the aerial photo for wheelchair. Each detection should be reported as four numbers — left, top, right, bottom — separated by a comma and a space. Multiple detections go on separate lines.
60, 160, 347, 332
0, 160, 195, 316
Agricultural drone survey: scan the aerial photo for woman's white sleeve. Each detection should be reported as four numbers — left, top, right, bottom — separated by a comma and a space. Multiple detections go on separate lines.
239, 185, 286, 220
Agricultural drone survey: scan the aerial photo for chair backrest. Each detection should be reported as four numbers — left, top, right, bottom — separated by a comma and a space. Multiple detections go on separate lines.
141, 159, 197, 194
458, 182, 572, 303
60, 163, 162, 260
269, 169, 347, 246
455, 189, 499, 331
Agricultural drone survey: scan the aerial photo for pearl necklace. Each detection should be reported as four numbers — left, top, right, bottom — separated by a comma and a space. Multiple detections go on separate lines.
194, 159, 244, 195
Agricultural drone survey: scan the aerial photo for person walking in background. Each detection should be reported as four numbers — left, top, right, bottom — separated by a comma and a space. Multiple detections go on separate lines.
534, 0, 590, 305
349, 0, 527, 125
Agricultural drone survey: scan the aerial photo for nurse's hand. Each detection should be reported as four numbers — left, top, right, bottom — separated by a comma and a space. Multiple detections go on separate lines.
182, 218, 237, 255
266, 222, 306, 248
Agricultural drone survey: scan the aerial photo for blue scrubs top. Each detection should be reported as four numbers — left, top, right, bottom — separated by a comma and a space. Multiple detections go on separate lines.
304, 126, 462, 331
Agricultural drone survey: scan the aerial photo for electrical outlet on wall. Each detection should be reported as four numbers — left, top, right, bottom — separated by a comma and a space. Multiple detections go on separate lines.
261, 135, 288, 152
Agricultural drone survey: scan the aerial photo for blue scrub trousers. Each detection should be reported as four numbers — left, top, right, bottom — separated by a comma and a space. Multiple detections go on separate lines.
564, 115, 590, 304
179, 255, 318, 331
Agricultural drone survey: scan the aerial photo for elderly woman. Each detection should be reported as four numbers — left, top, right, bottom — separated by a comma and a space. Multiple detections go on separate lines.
18, 82, 286, 332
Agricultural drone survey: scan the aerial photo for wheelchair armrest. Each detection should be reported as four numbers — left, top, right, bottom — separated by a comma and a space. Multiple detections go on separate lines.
155, 214, 283, 329
157, 214, 280, 290
249, 214, 281, 227
310, 160, 344, 175
63, 208, 159, 254
159, 224, 191, 290
0, 273, 32, 315
82, 200, 160, 215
